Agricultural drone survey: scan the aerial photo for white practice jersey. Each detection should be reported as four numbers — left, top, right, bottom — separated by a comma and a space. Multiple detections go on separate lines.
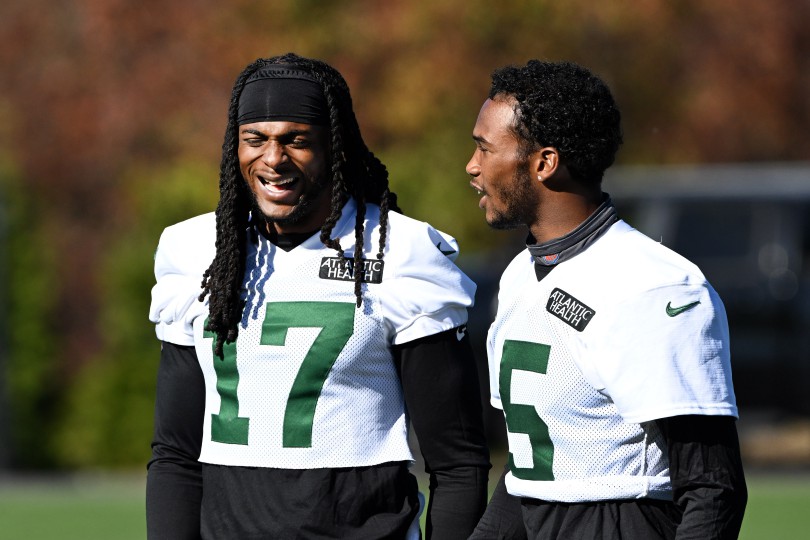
150, 199, 475, 469
488, 220, 737, 503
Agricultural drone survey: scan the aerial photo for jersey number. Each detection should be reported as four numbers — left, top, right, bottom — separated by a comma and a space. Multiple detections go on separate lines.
500, 340, 555, 481
203, 301, 355, 448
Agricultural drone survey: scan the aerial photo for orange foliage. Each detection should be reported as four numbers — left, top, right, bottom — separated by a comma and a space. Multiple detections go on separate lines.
0, 0, 807, 384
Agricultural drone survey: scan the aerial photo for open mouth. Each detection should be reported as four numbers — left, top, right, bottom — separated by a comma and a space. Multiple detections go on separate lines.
260, 176, 299, 191
470, 182, 487, 209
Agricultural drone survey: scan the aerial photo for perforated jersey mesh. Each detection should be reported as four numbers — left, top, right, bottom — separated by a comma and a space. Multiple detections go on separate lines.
491, 273, 671, 502
489, 222, 736, 503
162, 203, 477, 470
195, 236, 412, 469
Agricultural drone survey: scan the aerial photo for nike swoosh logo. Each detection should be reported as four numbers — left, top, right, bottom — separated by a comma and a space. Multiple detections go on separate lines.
666, 300, 701, 317
436, 242, 457, 256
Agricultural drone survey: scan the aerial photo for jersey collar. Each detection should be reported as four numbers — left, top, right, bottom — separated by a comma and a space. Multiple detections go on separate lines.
527, 193, 618, 280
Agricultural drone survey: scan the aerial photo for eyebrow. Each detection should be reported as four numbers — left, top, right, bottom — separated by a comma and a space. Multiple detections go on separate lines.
240, 128, 314, 137
472, 134, 489, 145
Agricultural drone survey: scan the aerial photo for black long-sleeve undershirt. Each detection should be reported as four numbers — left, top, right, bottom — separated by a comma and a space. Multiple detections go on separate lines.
393, 327, 491, 538
658, 415, 747, 539
146, 327, 490, 539
146, 342, 204, 540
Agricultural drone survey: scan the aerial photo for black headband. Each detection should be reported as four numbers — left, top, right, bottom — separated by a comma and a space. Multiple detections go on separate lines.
237, 65, 329, 126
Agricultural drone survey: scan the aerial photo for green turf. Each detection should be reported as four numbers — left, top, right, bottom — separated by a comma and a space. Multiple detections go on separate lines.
0, 472, 808, 539
739, 474, 810, 540
0, 474, 145, 540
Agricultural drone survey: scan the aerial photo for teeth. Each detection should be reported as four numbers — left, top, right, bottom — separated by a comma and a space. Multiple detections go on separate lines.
262, 177, 295, 186
477, 190, 482, 195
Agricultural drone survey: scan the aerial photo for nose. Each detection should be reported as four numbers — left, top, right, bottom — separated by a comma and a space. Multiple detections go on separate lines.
262, 142, 287, 168
465, 152, 480, 177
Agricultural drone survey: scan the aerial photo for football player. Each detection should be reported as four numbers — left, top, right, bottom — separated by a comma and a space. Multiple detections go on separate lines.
466, 60, 747, 539
146, 53, 490, 539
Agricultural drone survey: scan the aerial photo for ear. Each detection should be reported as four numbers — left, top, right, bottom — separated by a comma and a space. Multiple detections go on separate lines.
531, 147, 560, 182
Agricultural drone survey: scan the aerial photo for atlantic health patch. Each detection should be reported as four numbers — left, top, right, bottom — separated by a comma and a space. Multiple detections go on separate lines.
319, 257, 384, 284
546, 288, 595, 331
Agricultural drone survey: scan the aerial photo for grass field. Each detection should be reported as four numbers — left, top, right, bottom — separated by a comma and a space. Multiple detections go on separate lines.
0, 471, 808, 539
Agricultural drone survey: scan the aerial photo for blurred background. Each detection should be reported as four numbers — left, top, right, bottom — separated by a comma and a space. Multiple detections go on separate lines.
0, 0, 808, 538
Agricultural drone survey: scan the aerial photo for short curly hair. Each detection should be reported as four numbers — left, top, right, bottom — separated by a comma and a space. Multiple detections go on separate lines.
489, 60, 623, 183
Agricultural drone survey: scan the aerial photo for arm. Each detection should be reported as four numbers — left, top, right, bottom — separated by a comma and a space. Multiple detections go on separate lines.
393, 327, 491, 540
469, 464, 528, 540
146, 342, 205, 540
657, 415, 747, 540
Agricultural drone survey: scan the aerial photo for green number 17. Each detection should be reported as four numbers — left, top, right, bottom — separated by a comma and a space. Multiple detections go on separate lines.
203, 301, 355, 448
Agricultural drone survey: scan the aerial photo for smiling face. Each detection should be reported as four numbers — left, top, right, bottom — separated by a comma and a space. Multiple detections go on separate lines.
238, 121, 331, 234
466, 97, 539, 230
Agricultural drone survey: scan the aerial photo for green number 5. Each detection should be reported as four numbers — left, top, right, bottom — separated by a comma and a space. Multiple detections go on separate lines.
500, 340, 555, 481
204, 301, 355, 448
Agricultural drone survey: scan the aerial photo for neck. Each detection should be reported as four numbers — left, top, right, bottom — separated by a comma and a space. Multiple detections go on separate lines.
528, 190, 602, 243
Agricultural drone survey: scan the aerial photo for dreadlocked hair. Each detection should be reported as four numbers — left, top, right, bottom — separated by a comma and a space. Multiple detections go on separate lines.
200, 53, 400, 357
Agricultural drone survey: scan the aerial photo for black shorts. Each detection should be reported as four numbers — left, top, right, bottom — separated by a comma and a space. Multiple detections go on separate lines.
200, 461, 421, 539
521, 497, 681, 540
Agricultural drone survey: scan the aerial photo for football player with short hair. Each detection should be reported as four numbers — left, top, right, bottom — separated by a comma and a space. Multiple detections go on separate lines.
146, 53, 490, 539
466, 60, 747, 539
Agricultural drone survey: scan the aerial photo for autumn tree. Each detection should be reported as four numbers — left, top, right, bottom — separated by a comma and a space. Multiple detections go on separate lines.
0, 0, 807, 467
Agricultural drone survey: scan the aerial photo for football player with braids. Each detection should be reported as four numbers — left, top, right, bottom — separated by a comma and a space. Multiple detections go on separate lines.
466, 60, 747, 539
147, 53, 489, 539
